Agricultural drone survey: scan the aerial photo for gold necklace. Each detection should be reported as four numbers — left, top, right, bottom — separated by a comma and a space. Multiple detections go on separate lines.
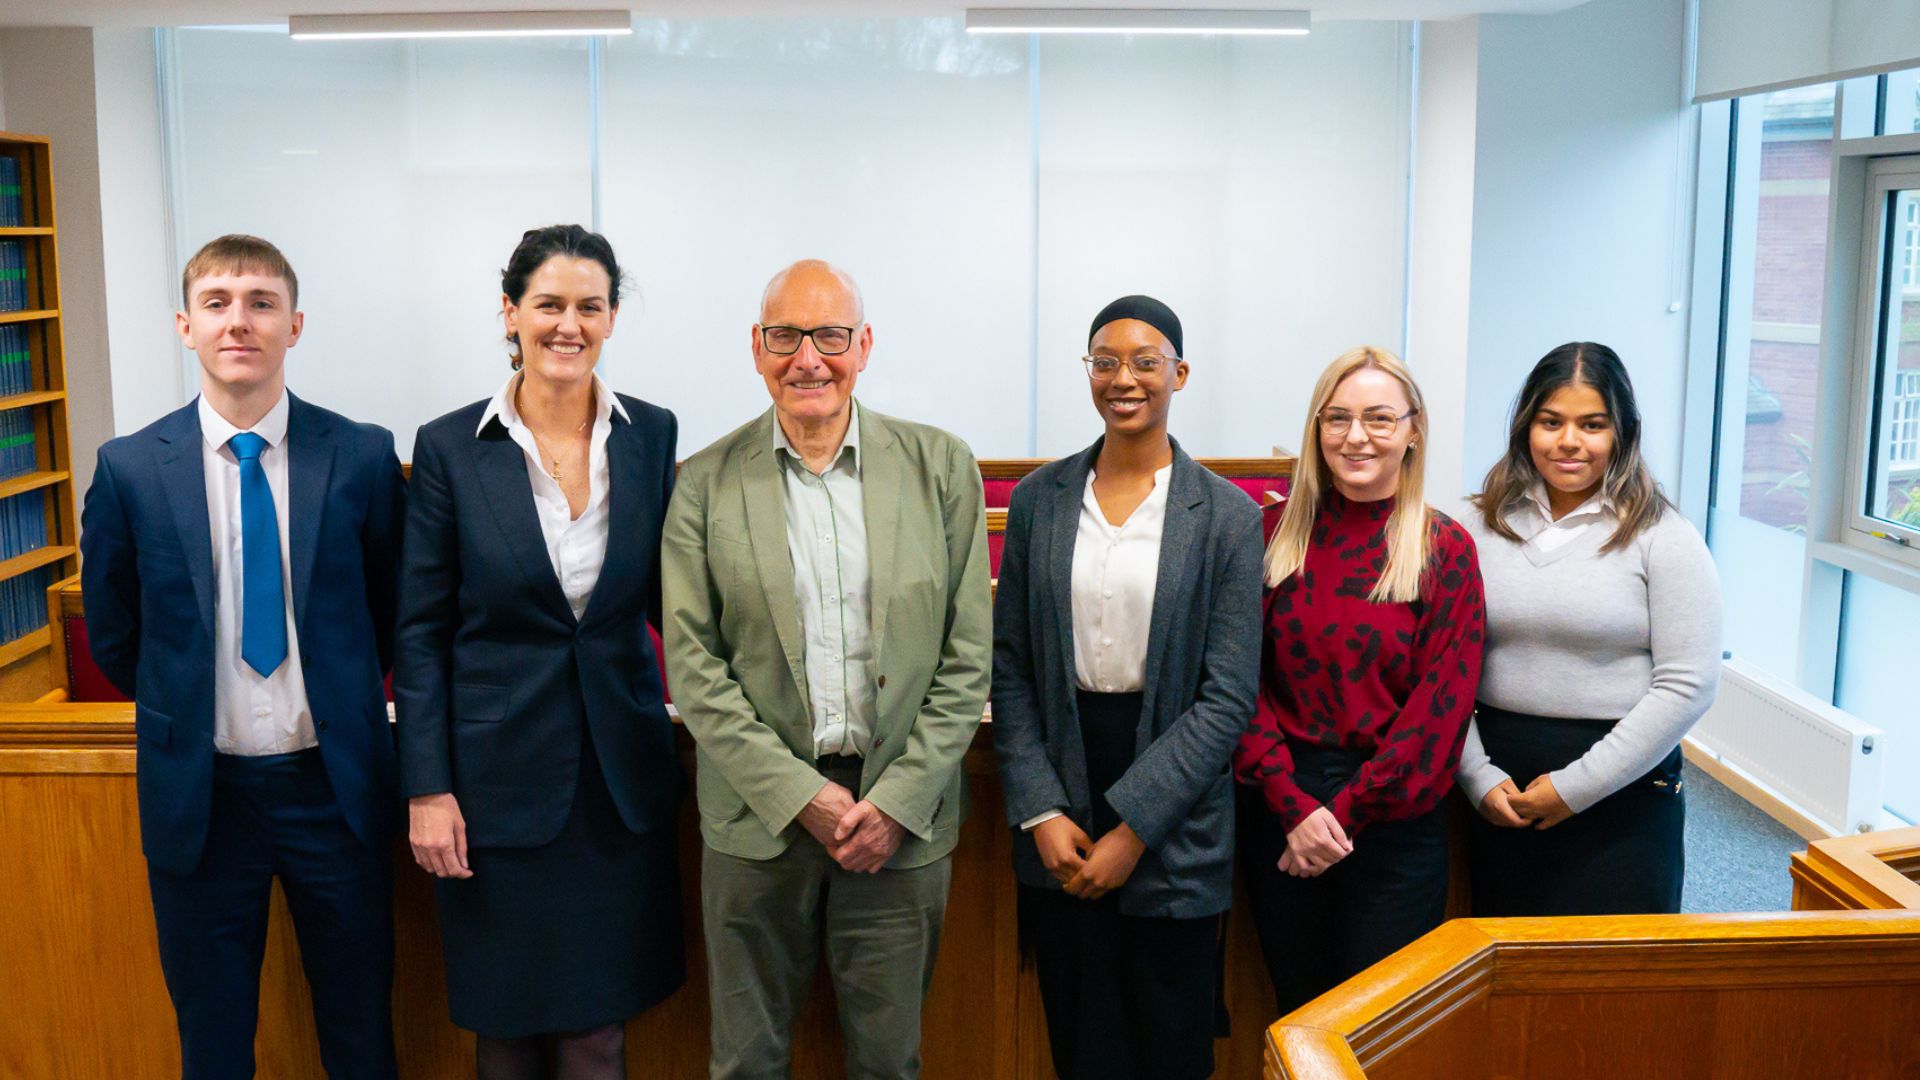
517, 382, 591, 482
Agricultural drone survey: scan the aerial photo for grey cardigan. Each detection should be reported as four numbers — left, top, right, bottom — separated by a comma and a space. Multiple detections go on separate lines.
991, 439, 1263, 918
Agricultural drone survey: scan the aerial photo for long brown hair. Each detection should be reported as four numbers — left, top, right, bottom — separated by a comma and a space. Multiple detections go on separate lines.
1264, 346, 1433, 603
1471, 342, 1668, 552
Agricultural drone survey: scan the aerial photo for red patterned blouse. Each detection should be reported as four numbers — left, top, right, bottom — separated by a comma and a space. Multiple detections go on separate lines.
1233, 490, 1486, 835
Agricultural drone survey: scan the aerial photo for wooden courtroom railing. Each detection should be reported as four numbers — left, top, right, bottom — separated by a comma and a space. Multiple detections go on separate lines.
1263, 912, 1920, 1079
0, 704, 1289, 1079
1790, 825, 1920, 912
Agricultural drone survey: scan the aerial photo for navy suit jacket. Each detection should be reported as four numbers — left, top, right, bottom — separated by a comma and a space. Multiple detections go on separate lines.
393, 394, 681, 849
80, 395, 408, 877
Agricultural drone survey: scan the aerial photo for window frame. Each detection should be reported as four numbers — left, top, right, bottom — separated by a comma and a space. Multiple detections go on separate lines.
1841, 154, 1920, 569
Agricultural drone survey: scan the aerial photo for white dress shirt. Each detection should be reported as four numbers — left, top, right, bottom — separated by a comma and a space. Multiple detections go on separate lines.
1071, 465, 1172, 693
199, 391, 315, 756
477, 371, 628, 620
772, 403, 878, 758
1024, 463, 1172, 831
1511, 481, 1614, 554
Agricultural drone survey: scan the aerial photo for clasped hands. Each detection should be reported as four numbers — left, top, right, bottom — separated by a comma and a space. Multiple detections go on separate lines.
798, 781, 907, 873
1031, 815, 1146, 900
1478, 774, 1574, 829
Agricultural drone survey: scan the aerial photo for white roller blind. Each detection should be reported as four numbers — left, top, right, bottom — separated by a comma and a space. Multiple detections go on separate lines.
1696, 0, 1920, 103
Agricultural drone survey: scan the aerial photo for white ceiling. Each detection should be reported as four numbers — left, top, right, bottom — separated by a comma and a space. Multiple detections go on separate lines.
0, 0, 1591, 31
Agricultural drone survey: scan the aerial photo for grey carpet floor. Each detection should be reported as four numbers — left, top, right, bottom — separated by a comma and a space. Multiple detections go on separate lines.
1681, 761, 1805, 913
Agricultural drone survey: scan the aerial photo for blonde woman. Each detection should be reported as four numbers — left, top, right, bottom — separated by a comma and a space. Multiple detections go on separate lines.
1233, 346, 1486, 1015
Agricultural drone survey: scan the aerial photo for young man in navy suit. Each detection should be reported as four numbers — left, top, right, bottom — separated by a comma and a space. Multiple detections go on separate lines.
81, 235, 406, 1079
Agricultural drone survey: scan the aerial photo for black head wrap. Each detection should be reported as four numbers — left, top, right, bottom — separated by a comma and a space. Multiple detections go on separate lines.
1087, 294, 1183, 358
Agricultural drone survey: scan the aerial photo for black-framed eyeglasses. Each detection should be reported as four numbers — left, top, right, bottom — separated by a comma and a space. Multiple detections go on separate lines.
1319, 408, 1419, 438
1081, 353, 1177, 381
760, 325, 860, 356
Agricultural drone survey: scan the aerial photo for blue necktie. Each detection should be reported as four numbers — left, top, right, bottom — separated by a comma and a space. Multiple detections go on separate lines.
228, 432, 287, 678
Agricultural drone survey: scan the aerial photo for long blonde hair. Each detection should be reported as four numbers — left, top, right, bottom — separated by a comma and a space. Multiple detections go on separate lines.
1263, 346, 1433, 603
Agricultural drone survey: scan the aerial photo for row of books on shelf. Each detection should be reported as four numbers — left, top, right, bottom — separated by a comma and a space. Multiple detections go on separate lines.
1, 490, 48, 562
0, 324, 29, 395
0, 565, 53, 646
0, 241, 27, 312
0, 156, 22, 227
0, 407, 37, 479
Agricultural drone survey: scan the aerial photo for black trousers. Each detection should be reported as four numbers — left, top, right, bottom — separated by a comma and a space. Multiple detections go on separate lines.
1467, 703, 1685, 916
1237, 744, 1448, 1018
146, 749, 397, 1080
1016, 690, 1222, 1080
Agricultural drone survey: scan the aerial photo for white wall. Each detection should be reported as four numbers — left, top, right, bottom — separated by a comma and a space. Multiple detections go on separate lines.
1458, 0, 1694, 494
149, 21, 1412, 460
92, 28, 179, 442
1405, 16, 1479, 512
0, 28, 114, 501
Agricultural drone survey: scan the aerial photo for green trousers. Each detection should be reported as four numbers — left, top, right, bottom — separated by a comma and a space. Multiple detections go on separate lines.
701, 839, 952, 1080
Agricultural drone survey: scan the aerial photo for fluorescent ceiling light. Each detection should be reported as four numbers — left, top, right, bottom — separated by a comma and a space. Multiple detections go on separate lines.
288, 10, 632, 40
965, 8, 1309, 35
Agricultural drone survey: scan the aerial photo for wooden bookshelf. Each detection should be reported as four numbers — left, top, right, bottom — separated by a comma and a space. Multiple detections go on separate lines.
0, 132, 78, 701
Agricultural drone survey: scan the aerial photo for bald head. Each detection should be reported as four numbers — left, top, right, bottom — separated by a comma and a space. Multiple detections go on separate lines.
759, 259, 865, 325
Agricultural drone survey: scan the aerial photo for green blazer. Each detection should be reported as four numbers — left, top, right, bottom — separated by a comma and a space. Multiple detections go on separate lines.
662, 403, 991, 867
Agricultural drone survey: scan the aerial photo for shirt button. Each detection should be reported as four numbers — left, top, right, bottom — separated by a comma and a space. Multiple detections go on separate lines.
1103, 638, 1112, 646
1103, 590, 1112, 598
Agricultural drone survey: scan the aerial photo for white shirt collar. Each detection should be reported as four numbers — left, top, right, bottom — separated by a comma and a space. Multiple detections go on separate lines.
1521, 479, 1612, 525
199, 388, 290, 454
773, 400, 861, 473
477, 370, 629, 437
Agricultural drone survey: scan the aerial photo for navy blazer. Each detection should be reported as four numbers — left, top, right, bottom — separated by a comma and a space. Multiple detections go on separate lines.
393, 394, 681, 849
991, 439, 1263, 918
80, 395, 407, 877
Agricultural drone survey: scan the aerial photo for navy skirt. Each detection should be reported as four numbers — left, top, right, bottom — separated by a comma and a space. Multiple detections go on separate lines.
434, 726, 684, 1038
1467, 702, 1685, 917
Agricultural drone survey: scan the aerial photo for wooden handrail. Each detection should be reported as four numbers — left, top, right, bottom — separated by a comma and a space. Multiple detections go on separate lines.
1266, 911, 1920, 1078
1792, 825, 1920, 911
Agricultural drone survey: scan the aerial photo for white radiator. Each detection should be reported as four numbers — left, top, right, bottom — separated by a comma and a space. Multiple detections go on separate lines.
1689, 657, 1881, 834
1688, 656, 1884, 836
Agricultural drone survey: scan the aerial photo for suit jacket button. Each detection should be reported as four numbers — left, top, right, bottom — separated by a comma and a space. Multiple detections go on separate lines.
316, 718, 328, 731
301, 652, 311, 665
877, 675, 886, 689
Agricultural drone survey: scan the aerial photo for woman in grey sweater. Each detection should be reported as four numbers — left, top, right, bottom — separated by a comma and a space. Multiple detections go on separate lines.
1456, 342, 1721, 915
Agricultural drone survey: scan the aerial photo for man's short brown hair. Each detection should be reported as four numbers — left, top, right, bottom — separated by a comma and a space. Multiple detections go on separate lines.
181, 234, 299, 310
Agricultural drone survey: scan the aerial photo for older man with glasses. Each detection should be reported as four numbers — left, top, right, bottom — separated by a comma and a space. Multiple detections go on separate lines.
662, 259, 992, 1080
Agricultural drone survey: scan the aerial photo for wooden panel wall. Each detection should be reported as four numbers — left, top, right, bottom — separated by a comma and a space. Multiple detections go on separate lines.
0, 715, 1286, 1079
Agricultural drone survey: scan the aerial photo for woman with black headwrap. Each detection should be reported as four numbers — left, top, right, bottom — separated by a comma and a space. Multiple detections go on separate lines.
991, 296, 1263, 1079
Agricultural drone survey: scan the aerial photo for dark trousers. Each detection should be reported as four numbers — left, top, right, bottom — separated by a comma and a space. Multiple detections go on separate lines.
1017, 690, 1221, 1080
1018, 886, 1220, 1080
1237, 745, 1448, 1017
1467, 704, 1685, 916
146, 749, 397, 1080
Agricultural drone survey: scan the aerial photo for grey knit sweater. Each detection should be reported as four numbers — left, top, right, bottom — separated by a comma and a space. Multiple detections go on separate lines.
1455, 503, 1723, 813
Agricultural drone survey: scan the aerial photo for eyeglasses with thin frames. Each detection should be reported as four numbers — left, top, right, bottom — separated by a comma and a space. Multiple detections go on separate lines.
759, 325, 860, 356
1082, 353, 1177, 381
1319, 408, 1419, 438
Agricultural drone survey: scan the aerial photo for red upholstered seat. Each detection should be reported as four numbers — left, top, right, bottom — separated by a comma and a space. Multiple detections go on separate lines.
63, 616, 127, 703
982, 478, 1020, 509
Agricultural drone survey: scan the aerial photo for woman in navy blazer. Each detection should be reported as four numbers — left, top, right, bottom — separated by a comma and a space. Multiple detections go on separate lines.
395, 226, 681, 1079
992, 295, 1263, 1080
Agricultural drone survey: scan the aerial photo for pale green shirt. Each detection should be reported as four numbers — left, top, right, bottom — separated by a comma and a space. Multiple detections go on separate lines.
773, 404, 878, 758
